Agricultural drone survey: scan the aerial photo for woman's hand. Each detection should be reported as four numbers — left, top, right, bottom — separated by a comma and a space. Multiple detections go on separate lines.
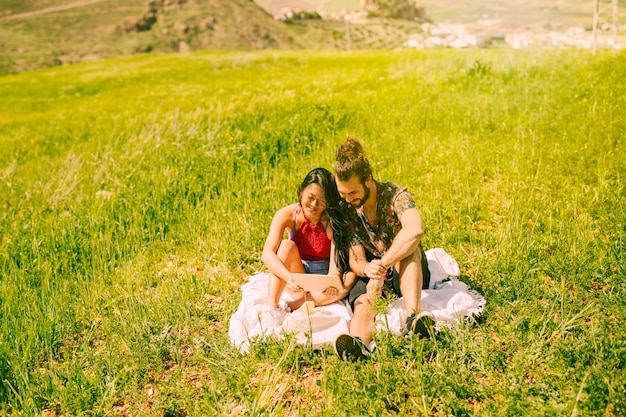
286, 277, 304, 293
322, 286, 339, 297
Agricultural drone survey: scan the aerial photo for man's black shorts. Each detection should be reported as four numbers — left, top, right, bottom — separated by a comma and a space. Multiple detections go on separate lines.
347, 248, 430, 310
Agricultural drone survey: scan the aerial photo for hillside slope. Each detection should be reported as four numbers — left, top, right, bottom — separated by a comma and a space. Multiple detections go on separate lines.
0, 0, 431, 75
2, 0, 621, 76
0, 0, 316, 75
420, 0, 597, 29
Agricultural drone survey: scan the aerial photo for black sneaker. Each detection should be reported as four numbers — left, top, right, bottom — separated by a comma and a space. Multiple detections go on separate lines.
334, 334, 370, 361
406, 312, 435, 339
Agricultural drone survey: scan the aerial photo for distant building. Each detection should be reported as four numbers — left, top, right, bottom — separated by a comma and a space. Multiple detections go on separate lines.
406, 23, 488, 49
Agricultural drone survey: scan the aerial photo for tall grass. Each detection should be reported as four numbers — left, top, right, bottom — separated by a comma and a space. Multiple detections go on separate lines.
0, 49, 624, 415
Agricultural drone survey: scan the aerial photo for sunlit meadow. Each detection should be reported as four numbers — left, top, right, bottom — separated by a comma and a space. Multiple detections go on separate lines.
0, 49, 624, 416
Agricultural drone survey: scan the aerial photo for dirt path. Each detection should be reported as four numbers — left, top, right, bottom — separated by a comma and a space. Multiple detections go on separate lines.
0, 0, 107, 22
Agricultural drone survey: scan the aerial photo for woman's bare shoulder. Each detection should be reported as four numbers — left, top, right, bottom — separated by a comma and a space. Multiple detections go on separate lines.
273, 203, 299, 221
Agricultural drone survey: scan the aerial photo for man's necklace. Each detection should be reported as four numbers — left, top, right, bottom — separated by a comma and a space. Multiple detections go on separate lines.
359, 202, 378, 230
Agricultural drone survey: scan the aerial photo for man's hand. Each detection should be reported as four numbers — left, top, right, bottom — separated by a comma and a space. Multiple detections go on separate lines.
364, 259, 387, 280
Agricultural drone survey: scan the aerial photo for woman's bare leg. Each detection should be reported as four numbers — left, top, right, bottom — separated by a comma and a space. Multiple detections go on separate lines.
267, 240, 305, 308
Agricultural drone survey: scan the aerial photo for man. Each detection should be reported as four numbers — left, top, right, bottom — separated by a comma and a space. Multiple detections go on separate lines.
332, 136, 433, 361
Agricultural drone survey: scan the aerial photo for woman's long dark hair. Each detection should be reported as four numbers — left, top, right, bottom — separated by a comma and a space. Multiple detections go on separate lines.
298, 168, 351, 277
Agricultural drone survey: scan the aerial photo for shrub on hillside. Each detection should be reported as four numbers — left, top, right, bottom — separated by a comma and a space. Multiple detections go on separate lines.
366, 0, 426, 21
279, 10, 322, 22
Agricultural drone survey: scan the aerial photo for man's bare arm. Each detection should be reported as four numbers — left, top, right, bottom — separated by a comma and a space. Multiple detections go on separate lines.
378, 207, 423, 269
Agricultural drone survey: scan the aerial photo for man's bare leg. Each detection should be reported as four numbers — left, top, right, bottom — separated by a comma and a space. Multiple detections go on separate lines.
349, 294, 377, 345
398, 246, 434, 337
398, 247, 424, 316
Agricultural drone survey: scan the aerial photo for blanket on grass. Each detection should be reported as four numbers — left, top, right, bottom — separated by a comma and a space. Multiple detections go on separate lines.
228, 248, 485, 353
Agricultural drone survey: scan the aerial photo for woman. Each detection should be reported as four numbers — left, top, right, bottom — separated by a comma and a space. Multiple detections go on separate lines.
261, 168, 355, 322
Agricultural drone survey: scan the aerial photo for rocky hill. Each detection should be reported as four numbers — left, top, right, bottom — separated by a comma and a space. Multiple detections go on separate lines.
0, 0, 418, 75
1, 0, 620, 75
0, 0, 320, 75
0, 0, 430, 75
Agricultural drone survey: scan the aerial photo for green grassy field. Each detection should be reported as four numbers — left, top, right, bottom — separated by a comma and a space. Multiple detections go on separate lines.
0, 49, 624, 416
419, 0, 601, 28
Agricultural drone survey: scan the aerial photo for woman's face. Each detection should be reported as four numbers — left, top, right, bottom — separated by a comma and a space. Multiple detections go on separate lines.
300, 183, 326, 218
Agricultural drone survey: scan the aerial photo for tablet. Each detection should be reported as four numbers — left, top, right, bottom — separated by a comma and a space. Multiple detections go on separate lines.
291, 273, 344, 293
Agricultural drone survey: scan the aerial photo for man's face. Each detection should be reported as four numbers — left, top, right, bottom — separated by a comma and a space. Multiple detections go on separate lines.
336, 174, 370, 209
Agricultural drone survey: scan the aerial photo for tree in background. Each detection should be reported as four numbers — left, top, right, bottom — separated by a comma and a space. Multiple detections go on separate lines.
362, 0, 426, 21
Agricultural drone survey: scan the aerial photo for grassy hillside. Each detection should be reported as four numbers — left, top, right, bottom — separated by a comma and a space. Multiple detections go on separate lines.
4, 0, 623, 76
0, 0, 316, 75
1, 0, 429, 75
0, 48, 625, 416
420, 0, 604, 29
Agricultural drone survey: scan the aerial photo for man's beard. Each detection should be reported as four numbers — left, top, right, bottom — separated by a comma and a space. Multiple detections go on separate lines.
348, 184, 370, 209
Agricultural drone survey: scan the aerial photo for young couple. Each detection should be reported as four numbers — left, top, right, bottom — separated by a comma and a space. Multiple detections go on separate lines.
261, 137, 434, 361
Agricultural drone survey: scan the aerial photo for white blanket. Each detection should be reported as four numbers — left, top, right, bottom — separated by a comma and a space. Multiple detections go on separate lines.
228, 249, 485, 352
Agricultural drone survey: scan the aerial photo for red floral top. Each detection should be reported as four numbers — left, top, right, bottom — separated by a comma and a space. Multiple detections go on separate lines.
290, 205, 331, 261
